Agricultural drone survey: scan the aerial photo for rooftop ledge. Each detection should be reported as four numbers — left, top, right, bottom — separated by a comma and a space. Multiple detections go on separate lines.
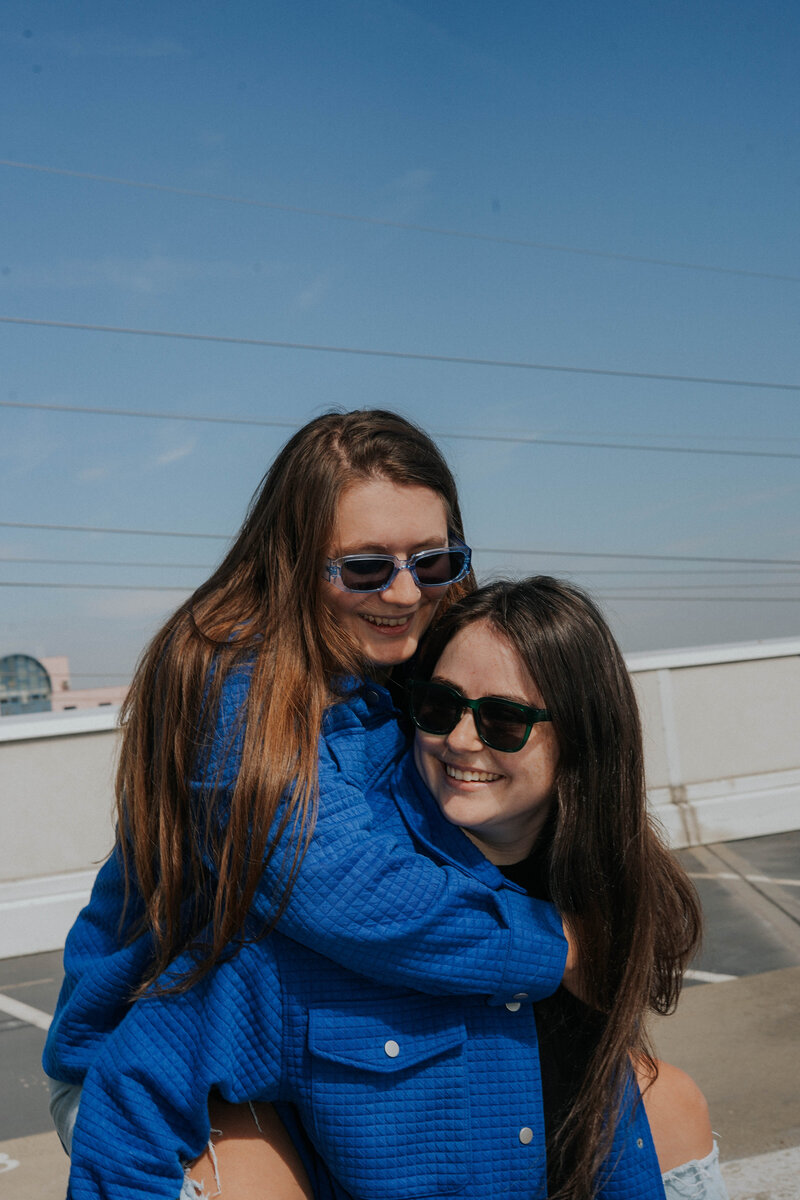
1, 634, 799, 745
0, 705, 121, 743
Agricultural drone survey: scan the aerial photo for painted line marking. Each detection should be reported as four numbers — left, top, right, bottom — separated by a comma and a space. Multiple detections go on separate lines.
0, 1152, 21, 1174
0, 992, 52, 1031
688, 871, 800, 887
684, 968, 739, 983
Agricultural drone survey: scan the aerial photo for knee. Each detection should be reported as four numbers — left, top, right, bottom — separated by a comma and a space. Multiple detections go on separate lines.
636, 1059, 714, 1174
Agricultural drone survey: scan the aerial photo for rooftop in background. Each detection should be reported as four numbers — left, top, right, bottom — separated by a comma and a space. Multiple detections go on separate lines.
0, 653, 127, 718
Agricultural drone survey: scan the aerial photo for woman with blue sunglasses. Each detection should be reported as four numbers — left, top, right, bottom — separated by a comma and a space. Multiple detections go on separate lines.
45, 410, 576, 1196
65, 578, 726, 1200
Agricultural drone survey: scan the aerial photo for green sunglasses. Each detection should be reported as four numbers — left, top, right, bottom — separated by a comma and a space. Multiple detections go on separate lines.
407, 678, 551, 753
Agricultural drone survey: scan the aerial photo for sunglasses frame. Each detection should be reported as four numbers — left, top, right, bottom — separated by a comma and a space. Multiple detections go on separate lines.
324, 537, 471, 594
407, 678, 551, 753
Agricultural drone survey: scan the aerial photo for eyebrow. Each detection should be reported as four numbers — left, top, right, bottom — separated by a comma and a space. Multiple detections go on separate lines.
430, 673, 536, 708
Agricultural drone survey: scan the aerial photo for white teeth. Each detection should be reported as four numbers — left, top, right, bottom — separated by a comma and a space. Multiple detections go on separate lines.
445, 764, 502, 783
360, 614, 409, 627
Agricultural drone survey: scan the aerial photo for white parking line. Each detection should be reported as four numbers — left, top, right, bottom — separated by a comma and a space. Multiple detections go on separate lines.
0, 992, 52, 1031
688, 871, 800, 887
684, 968, 738, 983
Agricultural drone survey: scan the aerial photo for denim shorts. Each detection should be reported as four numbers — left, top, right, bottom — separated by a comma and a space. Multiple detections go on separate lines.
51, 1078, 729, 1199
662, 1142, 729, 1200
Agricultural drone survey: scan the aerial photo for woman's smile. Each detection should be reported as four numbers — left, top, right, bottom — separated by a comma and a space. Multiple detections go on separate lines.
414, 619, 559, 865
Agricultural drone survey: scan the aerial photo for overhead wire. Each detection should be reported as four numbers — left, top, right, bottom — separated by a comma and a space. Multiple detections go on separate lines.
2, 399, 798, 460
2, 316, 799, 391
3, 556, 800, 576
1, 581, 797, 602
2, 158, 798, 284
2, 522, 800, 567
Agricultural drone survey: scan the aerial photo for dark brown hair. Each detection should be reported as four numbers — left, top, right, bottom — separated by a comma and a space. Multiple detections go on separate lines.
117, 409, 473, 991
415, 576, 702, 1200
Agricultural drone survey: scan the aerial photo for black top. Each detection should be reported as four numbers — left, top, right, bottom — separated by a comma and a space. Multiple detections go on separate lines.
501, 837, 606, 1193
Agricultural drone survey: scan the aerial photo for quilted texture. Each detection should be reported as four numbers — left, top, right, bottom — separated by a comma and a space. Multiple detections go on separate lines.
67, 755, 665, 1199
44, 670, 566, 1088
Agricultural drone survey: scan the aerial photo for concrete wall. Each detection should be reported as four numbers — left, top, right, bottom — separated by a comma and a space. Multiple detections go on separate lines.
1, 710, 119, 959
2, 634, 799, 959
628, 637, 800, 848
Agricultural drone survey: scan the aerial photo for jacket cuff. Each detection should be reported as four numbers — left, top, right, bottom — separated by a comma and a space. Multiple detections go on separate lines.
488, 893, 567, 1004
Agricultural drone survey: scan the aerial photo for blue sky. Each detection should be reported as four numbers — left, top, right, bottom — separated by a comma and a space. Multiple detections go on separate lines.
2, 0, 799, 684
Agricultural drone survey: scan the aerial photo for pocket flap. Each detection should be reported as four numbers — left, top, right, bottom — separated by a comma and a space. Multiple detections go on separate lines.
308, 995, 467, 1074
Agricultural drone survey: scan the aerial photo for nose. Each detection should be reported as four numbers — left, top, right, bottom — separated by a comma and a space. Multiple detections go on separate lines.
381, 564, 422, 606
445, 708, 483, 753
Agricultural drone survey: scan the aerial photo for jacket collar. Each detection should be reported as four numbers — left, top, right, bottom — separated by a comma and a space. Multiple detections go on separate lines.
388, 752, 527, 894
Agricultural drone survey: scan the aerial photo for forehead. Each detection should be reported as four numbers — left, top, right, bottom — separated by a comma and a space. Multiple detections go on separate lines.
333, 478, 448, 549
434, 620, 541, 705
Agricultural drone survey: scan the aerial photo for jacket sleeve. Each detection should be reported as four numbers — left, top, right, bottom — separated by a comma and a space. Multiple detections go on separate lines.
67, 945, 284, 1200
264, 734, 567, 1003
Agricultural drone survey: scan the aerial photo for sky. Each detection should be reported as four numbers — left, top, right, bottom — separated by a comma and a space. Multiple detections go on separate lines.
2, 0, 799, 686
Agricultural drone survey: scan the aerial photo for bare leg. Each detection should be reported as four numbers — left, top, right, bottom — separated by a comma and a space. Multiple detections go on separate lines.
186, 1097, 313, 1199
636, 1059, 713, 1173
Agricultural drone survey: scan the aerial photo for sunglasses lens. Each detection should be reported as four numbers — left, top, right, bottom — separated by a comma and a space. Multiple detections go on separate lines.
337, 556, 396, 592
475, 700, 529, 751
410, 682, 461, 734
413, 549, 469, 588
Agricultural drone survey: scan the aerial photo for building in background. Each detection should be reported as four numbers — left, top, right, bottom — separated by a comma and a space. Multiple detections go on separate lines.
0, 653, 127, 716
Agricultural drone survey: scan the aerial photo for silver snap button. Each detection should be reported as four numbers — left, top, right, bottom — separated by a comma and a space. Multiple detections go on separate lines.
505, 1001, 522, 1012
636, 1137, 644, 1149
384, 1039, 400, 1058
519, 1127, 534, 1145
513, 992, 529, 1000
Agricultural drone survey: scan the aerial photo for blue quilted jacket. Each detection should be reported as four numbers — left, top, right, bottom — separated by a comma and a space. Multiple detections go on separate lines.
67, 753, 665, 1200
44, 669, 567, 1087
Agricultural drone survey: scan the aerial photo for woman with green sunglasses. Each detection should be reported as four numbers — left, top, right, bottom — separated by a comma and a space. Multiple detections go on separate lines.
65, 577, 726, 1200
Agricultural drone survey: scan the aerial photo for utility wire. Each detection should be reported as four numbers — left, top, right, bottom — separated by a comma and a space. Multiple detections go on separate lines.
0, 521, 228, 540
599, 595, 800, 603
2, 158, 798, 284
3, 522, 800, 567
0, 556, 211, 569
2, 316, 799, 392
471, 546, 800, 567
2, 580, 797, 602
2, 399, 798, 460
4, 556, 799, 576
0, 581, 188, 592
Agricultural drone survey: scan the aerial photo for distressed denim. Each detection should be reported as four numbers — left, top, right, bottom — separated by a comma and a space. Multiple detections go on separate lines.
662, 1143, 729, 1200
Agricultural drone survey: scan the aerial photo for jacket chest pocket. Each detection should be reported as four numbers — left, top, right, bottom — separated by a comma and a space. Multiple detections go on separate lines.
306, 995, 471, 1199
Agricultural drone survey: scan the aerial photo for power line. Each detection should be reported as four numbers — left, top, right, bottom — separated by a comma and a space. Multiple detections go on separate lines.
0, 556, 210, 569
2, 158, 798, 284
3, 522, 799, 567
597, 595, 800, 603
0, 581, 189, 592
0, 521, 228, 540
2, 399, 799, 460
4, 556, 799, 577
2, 580, 797, 602
2, 316, 799, 392
473, 546, 800, 567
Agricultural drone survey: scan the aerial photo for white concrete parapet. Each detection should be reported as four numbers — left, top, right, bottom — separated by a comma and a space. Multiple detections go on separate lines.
2, 634, 799, 958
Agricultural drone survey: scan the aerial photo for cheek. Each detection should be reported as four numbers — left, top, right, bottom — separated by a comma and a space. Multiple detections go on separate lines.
320, 582, 359, 621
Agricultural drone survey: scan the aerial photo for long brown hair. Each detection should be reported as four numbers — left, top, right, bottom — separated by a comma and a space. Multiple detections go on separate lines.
414, 576, 702, 1200
117, 409, 473, 992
